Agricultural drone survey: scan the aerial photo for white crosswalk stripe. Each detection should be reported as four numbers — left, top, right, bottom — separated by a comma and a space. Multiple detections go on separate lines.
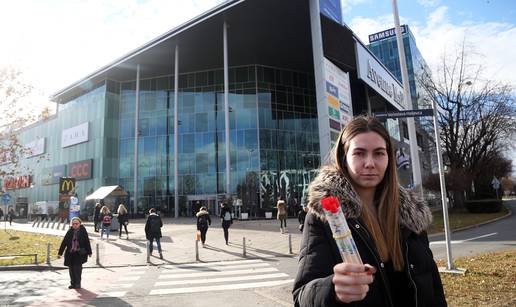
151, 259, 293, 295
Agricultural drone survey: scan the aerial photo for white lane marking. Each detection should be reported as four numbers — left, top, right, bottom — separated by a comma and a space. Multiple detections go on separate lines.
126, 270, 146, 275
162, 259, 264, 269
161, 262, 271, 273
430, 232, 498, 245
13, 296, 45, 303
124, 276, 141, 281
126, 266, 148, 270
155, 273, 289, 287
150, 279, 295, 295
97, 291, 127, 298
111, 283, 133, 288
158, 267, 278, 279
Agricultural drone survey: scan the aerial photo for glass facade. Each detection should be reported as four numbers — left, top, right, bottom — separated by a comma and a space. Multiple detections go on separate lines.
116, 65, 318, 216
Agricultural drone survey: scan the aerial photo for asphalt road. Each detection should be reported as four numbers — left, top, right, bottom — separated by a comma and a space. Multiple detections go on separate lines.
429, 199, 516, 260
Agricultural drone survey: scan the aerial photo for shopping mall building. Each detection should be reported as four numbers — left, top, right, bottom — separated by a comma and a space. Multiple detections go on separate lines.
1, 0, 435, 218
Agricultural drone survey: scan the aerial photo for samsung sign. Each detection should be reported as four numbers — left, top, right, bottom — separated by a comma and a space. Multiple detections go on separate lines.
355, 41, 404, 110
62, 122, 89, 148
368, 25, 407, 43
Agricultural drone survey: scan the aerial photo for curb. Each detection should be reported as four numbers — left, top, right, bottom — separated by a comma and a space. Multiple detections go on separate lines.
0, 265, 67, 272
428, 205, 512, 239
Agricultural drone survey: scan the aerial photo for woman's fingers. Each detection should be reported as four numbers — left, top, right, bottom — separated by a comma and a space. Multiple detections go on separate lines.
332, 263, 376, 304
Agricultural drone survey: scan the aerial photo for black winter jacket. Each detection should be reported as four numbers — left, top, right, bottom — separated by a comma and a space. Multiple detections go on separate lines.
145, 213, 163, 240
58, 225, 92, 267
293, 166, 446, 307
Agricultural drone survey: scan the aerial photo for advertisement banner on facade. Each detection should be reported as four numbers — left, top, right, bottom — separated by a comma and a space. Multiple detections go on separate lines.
41, 165, 66, 185
323, 58, 353, 146
319, 0, 342, 25
69, 196, 80, 219
61, 122, 89, 148
25, 138, 45, 158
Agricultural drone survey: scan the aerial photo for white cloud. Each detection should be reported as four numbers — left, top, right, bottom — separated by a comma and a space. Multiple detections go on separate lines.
341, 0, 371, 15
417, 0, 441, 8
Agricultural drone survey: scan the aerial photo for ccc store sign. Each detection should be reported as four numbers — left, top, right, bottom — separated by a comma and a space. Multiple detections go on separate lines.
67, 159, 93, 180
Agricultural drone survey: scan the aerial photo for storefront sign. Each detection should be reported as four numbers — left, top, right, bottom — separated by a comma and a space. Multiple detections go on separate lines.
368, 25, 407, 43
324, 58, 353, 142
59, 177, 76, 194
68, 159, 93, 180
25, 138, 45, 158
3, 175, 32, 190
61, 122, 89, 148
355, 41, 405, 110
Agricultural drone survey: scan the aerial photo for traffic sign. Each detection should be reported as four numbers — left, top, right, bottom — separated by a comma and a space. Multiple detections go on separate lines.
374, 108, 434, 119
1, 193, 11, 204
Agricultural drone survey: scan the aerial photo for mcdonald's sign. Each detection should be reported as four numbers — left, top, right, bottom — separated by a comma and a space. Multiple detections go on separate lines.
59, 177, 76, 194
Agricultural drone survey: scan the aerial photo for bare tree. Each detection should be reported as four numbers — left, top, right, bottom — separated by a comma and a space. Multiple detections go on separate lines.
0, 66, 42, 178
418, 42, 516, 206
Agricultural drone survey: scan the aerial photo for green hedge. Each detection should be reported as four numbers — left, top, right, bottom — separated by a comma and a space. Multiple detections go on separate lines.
464, 199, 503, 213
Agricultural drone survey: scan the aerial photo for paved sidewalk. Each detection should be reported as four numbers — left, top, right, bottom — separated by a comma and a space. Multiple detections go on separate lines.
2, 217, 303, 269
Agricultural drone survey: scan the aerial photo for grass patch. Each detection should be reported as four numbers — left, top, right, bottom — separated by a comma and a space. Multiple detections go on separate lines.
429, 205, 509, 234
437, 249, 516, 306
0, 230, 62, 266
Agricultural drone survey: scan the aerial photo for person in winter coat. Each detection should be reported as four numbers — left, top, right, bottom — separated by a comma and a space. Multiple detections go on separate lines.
99, 206, 113, 240
93, 203, 101, 232
58, 217, 92, 289
293, 116, 446, 307
220, 202, 233, 245
196, 206, 211, 247
297, 206, 308, 232
8, 208, 14, 225
276, 199, 287, 233
117, 204, 129, 239
145, 208, 163, 259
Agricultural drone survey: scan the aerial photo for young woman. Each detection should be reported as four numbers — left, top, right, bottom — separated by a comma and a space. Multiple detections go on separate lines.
99, 206, 113, 240
276, 199, 287, 233
117, 204, 129, 239
196, 206, 211, 247
58, 217, 92, 289
220, 202, 233, 245
293, 116, 446, 306
93, 203, 101, 232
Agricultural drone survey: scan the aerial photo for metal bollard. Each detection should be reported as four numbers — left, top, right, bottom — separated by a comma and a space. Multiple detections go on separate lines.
195, 240, 199, 262
35, 254, 38, 265
288, 233, 293, 254
243, 237, 246, 258
146, 241, 150, 263
46, 243, 51, 265
96, 243, 100, 266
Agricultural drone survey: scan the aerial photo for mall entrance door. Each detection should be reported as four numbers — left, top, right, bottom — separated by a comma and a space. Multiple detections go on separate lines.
187, 195, 218, 217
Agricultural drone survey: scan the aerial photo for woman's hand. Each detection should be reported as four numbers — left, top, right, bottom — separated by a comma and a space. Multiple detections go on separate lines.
332, 263, 376, 304
57, 255, 62, 259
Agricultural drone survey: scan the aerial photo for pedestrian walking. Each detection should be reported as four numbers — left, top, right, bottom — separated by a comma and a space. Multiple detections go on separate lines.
145, 208, 163, 259
196, 206, 211, 247
8, 207, 14, 226
297, 206, 308, 232
293, 116, 446, 306
0, 208, 3, 221
117, 204, 129, 239
99, 206, 113, 240
220, 202, 233, 245
57, 217, 92, 289
276, 198, 287, 233
93, 203, 101, 232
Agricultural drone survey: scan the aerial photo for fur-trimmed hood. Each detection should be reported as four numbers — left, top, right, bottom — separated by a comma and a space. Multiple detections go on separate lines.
196, 210, 209, 217
307, 165, 432, 234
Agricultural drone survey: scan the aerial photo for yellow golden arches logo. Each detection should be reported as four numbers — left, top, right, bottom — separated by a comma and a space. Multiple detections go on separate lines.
59, 178, 75, 194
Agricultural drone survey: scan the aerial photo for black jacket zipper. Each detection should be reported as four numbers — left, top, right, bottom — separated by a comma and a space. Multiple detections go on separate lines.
405, 241, 419, 307
351, 219, 395, 307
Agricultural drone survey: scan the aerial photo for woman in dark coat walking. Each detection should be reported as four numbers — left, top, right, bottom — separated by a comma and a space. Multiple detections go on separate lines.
117, 204, 129, 239
93, 203, 101, 232
293, 116, 446, 306
196, 206, 211, 247
220, 202, 233, 245
145, 208, 163, 259
58, 217, 92, 289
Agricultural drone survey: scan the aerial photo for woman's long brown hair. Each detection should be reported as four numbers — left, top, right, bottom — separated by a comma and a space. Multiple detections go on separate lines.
334, 116, 403, 270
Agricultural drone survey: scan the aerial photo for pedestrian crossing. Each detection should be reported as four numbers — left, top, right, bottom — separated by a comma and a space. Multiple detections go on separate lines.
150, 259, 294, 295
1, 258, 293, 304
